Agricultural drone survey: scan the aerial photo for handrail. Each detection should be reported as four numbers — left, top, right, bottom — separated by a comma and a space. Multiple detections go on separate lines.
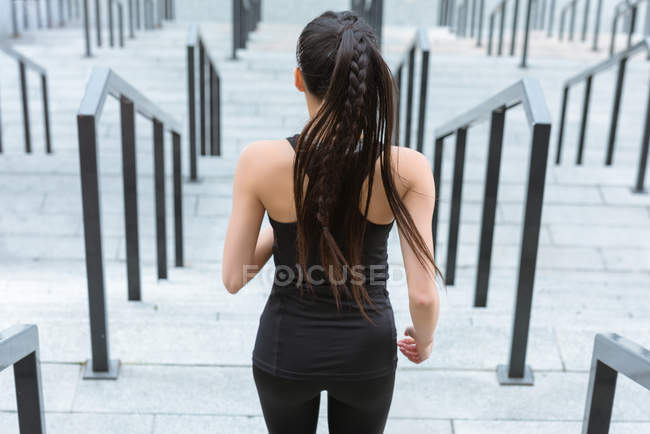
232, 0, 262, 59
187, 24, 222, 181
351, 0, 384, 48
0, 324, 46, 433
394, 28, 430, 153
582, 334, 650, 433
555, 38, 650, 193
0, 43, 52, 154
433, 78, 551, 385
609, 0, 646, 55
436, 79, 551, 137
77, 67, 184, 378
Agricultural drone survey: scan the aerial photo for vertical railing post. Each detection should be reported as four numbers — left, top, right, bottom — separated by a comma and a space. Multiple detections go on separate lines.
569, 1, 577, 40
633, 83, 650, 193
511, 0, 521, 56
46, 0, 53, 27
520, 0, 533, 66
477, 0, 485, 46
58, 0, 64, 26
445, 127, 467, 286
135, 0, 141, 29
432, 137, 444, 251
153, 119, 168, 279
627, 6, 637, 50
199, 43, 206, 155
118, 2, 124, 47
470, 0, 477, 37
128, 0, 134, 37
474, 109, 505, 307
576, 75, 593, 165
120, 97, 141, 301
41, 74, 52, 153
37, 0, 44, 28
581, 0, 590, 41
488, 13, 495, 54
19, 61, 31, 153
13, 344, 46, 433
605, 57, 627, 166
560, 9, 566, 40
209, 65, 218, 155
95, 0, 102, 46
83, 0, 92, 56
592, 0, 602, 50
108, 0, 114, 47
172, 131, 184, 266
497, 5, 506, 55
12, 0, 20, 37
214, 66, 222, 156
394, 66, 402, 146
497, 121, 549, 385
416, 45, 429, 153
404, 47, 415, 147
187, 41, 198, 181
232, 0, 241, 59
77, 114, 119, 380
582, 359, 617, 433
547, 0, 555, 36
556, 86, 569, 164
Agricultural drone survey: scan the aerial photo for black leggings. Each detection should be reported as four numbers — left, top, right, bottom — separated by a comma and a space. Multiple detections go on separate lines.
252, 365, 395, 434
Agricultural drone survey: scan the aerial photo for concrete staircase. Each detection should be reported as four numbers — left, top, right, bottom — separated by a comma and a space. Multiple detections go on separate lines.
0, 5, 649, 433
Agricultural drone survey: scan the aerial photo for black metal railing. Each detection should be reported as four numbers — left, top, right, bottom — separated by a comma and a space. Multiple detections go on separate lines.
0, 324, 46, 433
609, 0, 646, 55
582, 334, 650, 433
351, 0, 384, 48
0, 44, 52, 154
394, 28, 429, 153
433, 78, 552, 385
439, 0, 454, 26
530, 0, 548, 30
453, 0, 470, 37
187, 24, 222, 181
487, 0, 508, 56
232, 0, 261, 59
77, 67, 184, 378
558, 0, 579, 41
82, 0, 173, 56
11, 0, 81, 37
555, 38, 650, 193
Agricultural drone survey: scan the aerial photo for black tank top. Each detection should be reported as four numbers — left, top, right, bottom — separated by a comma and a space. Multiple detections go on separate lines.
252, 135, 398, 380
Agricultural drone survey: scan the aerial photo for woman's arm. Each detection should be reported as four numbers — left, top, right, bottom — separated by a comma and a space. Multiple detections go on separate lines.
222, 144, 274, 294
395, 150, 440, 364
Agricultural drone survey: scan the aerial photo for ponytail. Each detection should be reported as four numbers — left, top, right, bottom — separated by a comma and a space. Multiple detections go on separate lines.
294, 11, 437, 320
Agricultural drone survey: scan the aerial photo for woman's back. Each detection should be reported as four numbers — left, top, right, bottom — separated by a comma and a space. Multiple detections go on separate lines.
252, 134, 399, 379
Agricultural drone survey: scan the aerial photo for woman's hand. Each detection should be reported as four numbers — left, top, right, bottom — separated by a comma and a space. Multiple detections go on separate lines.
397, 326, 433, 364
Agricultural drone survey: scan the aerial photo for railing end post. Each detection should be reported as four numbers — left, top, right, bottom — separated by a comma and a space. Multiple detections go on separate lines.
82, 359, 120, 380
496, 364, 535, 385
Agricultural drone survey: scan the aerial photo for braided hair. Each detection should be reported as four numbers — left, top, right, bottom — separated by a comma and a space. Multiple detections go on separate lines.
294, 11, 436, 320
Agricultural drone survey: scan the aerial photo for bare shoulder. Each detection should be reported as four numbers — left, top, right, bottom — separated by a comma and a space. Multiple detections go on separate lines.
387, 146, 434, 193
236, 139, 294, 175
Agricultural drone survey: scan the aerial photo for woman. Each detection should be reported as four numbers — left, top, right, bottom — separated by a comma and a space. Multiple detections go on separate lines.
223, 10, 440, 434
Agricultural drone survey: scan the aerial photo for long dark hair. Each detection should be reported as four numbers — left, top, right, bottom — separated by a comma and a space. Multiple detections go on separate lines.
294, 11, 437, 319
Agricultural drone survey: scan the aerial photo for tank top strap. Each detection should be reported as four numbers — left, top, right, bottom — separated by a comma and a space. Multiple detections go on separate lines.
286, 134, 299, 151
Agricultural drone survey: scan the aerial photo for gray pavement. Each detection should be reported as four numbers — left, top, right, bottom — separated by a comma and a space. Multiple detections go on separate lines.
1, 3, 650, 433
